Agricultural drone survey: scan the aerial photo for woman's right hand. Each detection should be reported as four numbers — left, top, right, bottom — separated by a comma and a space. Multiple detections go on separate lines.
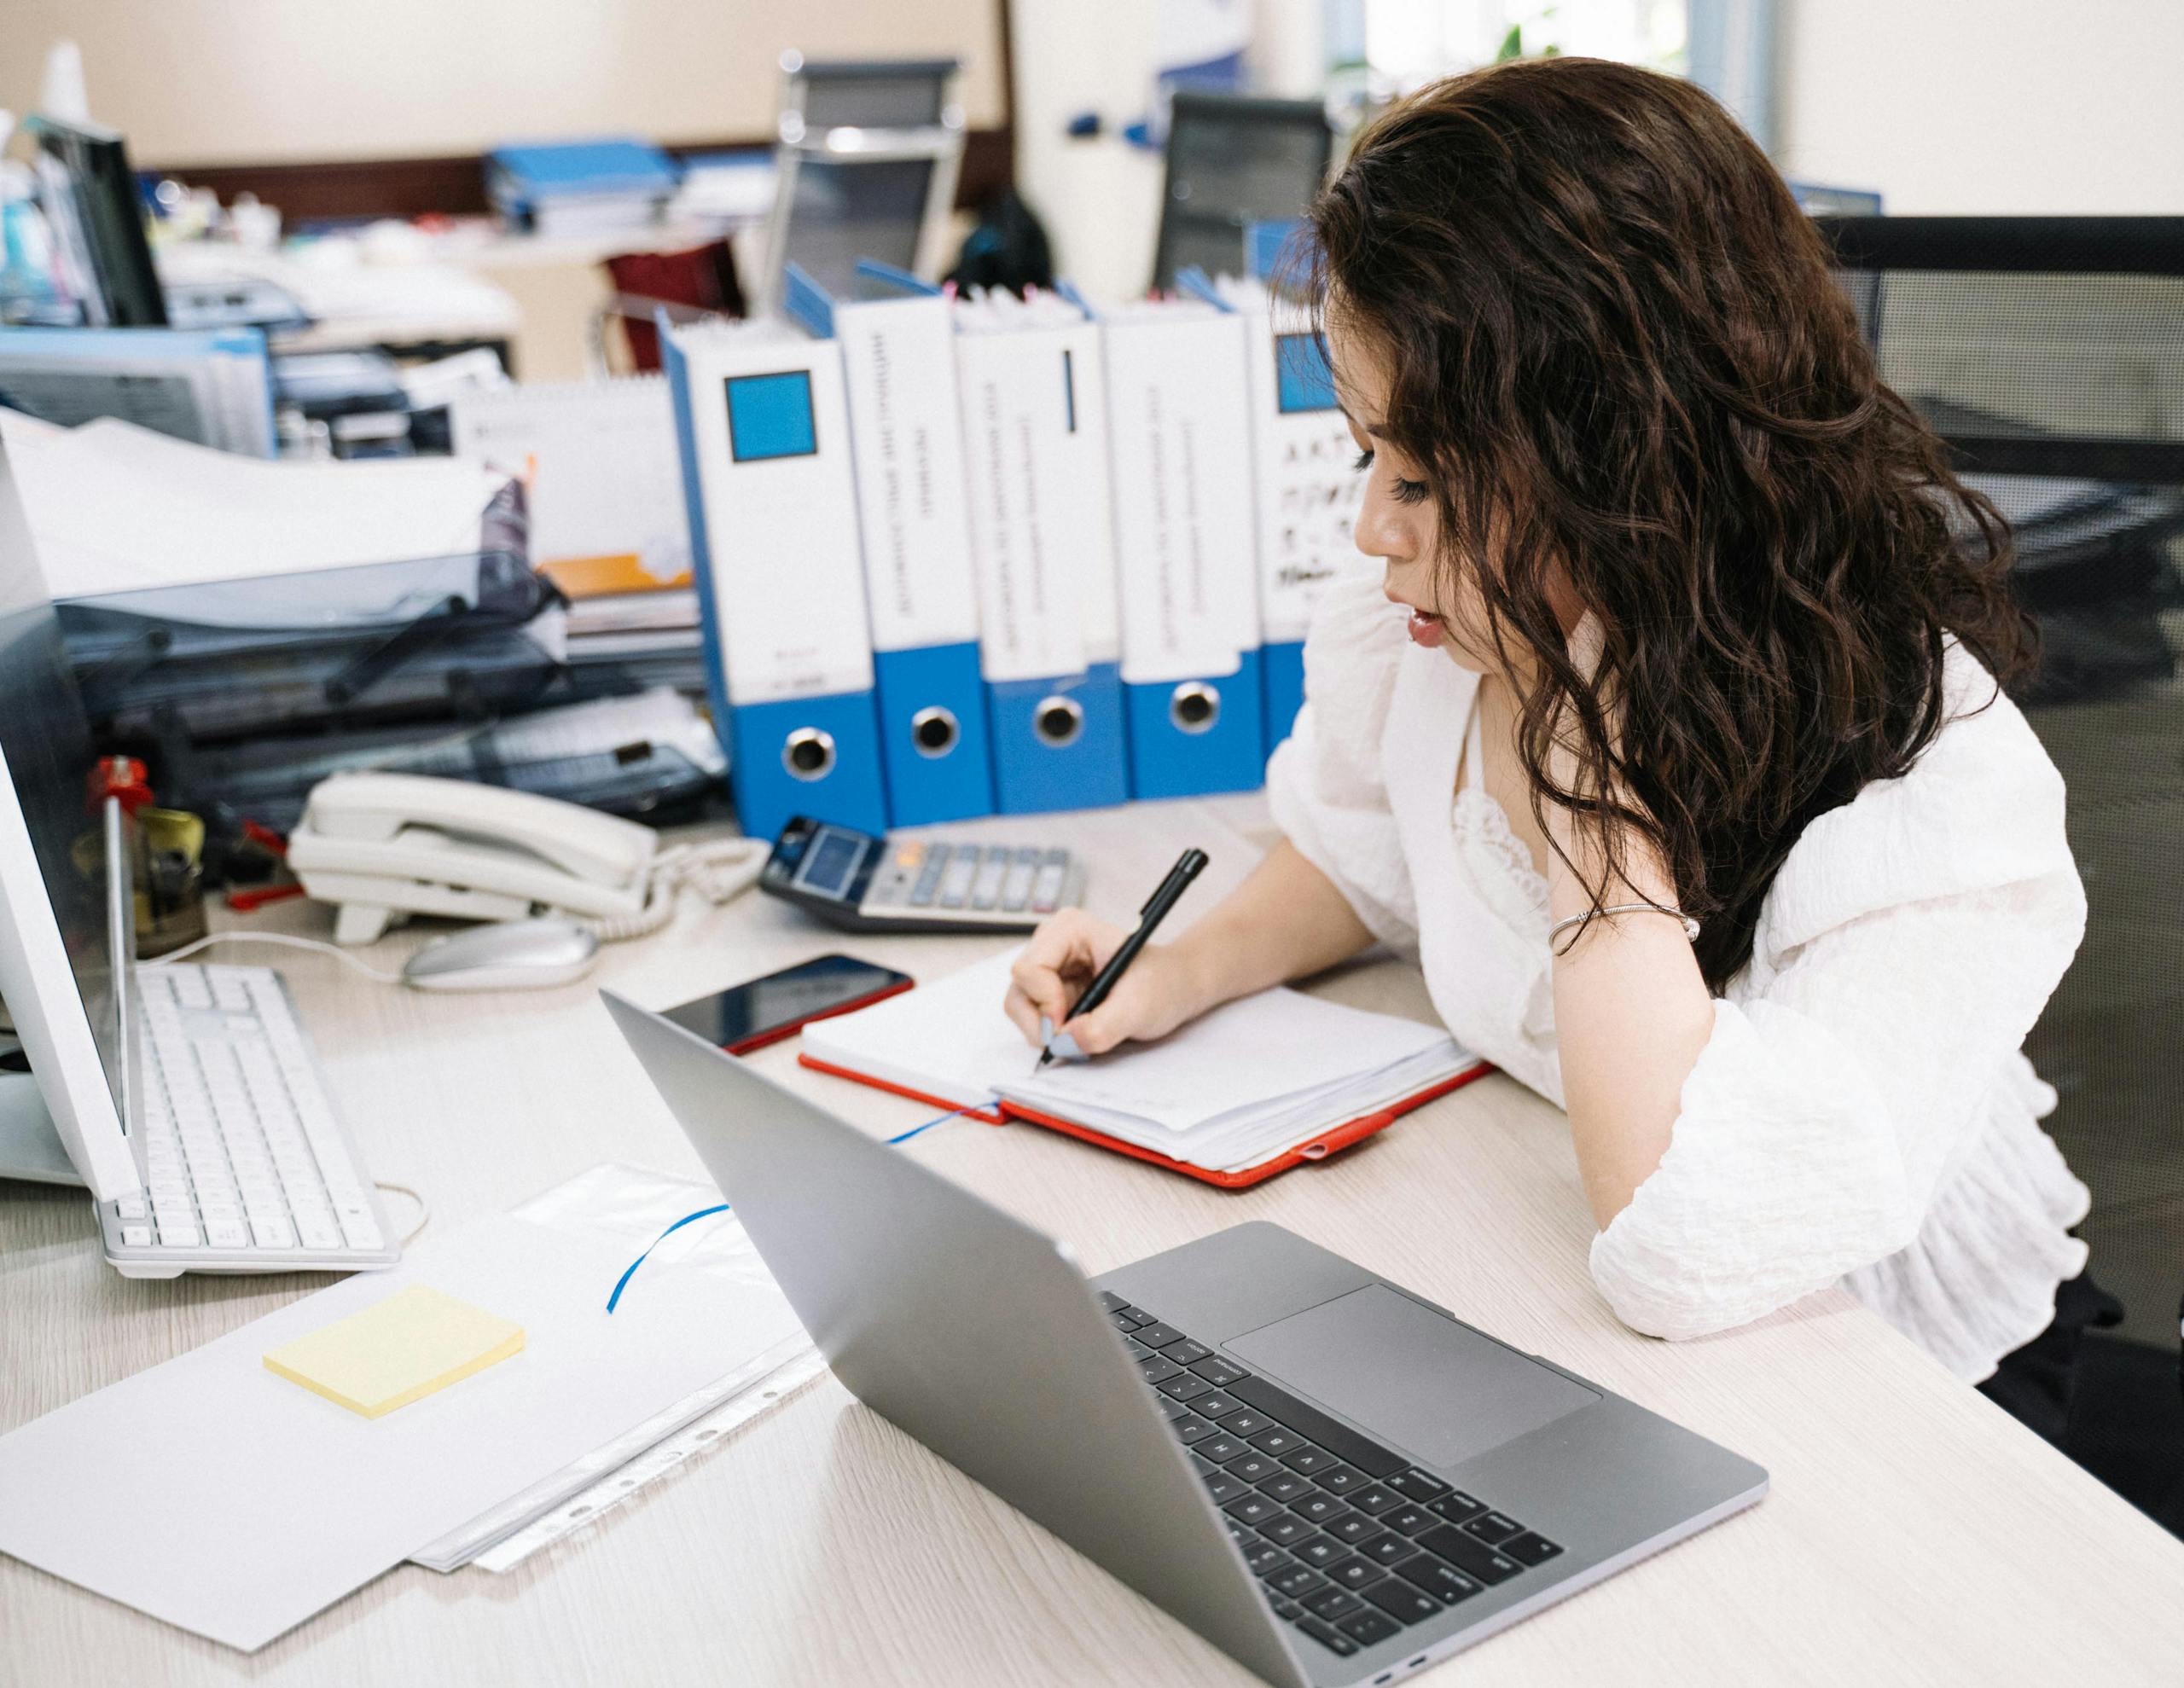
1002, 909, 1210, 1058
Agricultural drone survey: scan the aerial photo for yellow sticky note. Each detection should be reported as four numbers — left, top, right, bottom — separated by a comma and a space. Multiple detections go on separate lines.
264, 1285, 525, 1419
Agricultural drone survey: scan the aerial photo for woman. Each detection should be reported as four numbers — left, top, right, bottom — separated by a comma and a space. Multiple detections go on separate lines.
1006, 58, 2110, 1439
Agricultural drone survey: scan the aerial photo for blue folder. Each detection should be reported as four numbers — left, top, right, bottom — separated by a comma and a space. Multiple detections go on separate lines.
785, 263, 996, 827
661, 321, 889, 840
988, 664, 1130, 813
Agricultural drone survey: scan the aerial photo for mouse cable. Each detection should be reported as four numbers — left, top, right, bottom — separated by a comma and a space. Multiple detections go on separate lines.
374, 1179, 431, 1245
142, 931, 406, 983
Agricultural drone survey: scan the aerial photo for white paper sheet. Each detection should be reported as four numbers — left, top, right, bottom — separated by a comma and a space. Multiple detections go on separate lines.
799, 948, 1032, 1110
3, 416, 504, 599
1008, 989, 1457, 1134
0, 1210, 804, 1652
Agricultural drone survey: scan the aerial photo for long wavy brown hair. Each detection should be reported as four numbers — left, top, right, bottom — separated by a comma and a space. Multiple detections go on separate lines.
1304, 56, 2031, 991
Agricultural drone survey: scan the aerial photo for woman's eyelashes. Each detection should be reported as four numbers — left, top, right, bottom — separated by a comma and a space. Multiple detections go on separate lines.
1353, 447, 1432, 507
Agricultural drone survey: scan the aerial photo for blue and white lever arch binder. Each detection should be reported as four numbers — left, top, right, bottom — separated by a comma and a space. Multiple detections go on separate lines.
1194, 267, 1366, 755
952, 286, 1130, 812
784, 263, 995, 826
1094, 289, 1264, 798
661, 316, 887, 838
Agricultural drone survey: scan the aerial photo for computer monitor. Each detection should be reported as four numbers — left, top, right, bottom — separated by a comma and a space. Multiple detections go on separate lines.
0, 429, 144, 1199
779, 55, 963, 139
1151, 91, 1333, 293
27, 114, 168, 329
755, 133, 961, 316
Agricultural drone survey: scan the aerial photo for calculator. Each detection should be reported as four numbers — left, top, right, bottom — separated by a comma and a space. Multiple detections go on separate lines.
759, 816, 1086, 935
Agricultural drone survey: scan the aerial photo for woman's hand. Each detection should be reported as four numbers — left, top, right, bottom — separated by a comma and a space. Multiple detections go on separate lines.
1002, 909, 1211, 1057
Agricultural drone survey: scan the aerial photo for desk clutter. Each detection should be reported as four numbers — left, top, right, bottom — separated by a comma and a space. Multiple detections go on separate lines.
0, 1163, 817, 1650
1, 211, 1361, 850
1, 409, 725, 833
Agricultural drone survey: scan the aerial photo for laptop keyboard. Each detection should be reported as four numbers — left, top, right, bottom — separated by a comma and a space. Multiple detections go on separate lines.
1102, 1294, 1565, 1661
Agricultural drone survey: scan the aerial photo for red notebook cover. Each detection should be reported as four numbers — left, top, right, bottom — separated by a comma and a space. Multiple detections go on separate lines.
796, 1051, 1495, 1188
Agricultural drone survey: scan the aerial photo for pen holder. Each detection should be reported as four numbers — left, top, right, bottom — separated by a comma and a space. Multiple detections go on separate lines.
133, 807, 207, 958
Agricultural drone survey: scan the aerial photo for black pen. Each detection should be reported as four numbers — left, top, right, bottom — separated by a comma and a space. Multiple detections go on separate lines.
1038, 847, 1210, 1070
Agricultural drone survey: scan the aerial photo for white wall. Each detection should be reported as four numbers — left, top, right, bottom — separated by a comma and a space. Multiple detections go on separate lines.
0, 0, 1005, 165
1008, 0, 1165, 304
1775, 0, 2184, 212
1009, 0, 1329, 305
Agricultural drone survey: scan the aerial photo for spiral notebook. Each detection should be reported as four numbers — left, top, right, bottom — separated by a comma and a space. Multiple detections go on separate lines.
798, 951, 1490, 1187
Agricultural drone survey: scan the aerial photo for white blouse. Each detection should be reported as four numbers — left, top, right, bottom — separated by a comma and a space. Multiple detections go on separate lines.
1265, 569, 2091, 1383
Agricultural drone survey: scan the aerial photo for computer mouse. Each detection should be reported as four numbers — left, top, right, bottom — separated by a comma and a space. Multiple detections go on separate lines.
401, 917, 601, 992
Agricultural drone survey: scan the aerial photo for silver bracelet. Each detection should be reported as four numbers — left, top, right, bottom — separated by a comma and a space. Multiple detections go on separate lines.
1548, 902, 1701, 951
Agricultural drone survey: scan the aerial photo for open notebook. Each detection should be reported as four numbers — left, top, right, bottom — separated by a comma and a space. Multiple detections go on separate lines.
799, 951, 1490, 1187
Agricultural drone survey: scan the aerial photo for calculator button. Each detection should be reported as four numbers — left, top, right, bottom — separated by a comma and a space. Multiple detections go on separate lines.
909, 845, 950, 907
1030, 855, 1069, 913
938, 849, 980, 909
1001, 851, 1038, 912
970, 853, 1008, 911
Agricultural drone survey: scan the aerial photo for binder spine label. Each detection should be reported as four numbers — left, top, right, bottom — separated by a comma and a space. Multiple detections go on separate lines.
835, 298, 980, 654
1247, 320, 1364, 650
1103, 316, 1261, 687
957, 323, 1123, 685
680, 337, 874, 707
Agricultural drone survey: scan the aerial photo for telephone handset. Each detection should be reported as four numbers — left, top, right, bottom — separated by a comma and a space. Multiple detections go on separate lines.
287, 772, 660, 945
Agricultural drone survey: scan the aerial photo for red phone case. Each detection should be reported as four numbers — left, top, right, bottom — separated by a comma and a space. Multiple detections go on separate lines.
723, 975, 916, 1056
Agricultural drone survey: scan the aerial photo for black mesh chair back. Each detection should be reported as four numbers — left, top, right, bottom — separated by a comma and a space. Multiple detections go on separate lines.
1815, 216, 2184, 1361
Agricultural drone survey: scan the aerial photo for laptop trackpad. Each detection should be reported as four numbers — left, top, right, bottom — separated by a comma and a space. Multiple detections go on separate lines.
1226, 1285, 1600, 1471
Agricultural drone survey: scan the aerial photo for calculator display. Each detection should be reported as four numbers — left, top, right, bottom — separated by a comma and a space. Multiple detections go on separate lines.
793, 827, 868, 899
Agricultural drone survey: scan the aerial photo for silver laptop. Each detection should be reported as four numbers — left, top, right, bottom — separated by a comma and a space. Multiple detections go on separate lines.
603, 992, 1766, 1687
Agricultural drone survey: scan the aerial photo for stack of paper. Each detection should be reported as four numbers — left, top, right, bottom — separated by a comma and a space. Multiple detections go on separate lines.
0, 326, 276, 457
3, 415, 506, 597
801, 950, 1475, 1175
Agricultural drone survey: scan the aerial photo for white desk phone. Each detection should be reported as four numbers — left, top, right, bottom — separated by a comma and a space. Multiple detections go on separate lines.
283, 773, 766, 983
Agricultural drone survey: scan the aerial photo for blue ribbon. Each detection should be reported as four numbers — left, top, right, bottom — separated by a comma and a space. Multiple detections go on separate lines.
606, 1104, 979, 1313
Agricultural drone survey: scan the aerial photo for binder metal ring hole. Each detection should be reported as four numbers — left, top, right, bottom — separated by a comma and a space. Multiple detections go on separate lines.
1170, 682, 1220, 735
910, 706, 960, 759
782, 728, 836, 781
1034, 696, 1084, 748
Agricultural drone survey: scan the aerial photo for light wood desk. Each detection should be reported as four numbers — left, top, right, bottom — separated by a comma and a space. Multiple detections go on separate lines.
3, 798, 2180, 1685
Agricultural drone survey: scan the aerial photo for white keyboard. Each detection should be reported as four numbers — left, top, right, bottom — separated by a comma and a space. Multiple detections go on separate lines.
100, 964, 399, 1279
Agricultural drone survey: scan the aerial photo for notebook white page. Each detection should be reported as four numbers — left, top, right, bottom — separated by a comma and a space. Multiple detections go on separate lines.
799, 948, 1031, 1111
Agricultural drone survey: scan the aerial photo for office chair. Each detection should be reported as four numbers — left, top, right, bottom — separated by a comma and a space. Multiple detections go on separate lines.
1816, 215, 2184, 1531
751, 55, 966, 317
1150, 91, 1333, 294
775, 54, 963, 140
595, 241, 745, 374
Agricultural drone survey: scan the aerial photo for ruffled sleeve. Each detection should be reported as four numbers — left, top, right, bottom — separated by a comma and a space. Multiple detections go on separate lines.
1587, 653, 2088, 1340
1263, 569, 1418, 946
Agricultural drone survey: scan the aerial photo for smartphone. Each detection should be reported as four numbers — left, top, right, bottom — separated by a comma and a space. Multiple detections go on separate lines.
662, 954, 915, 1056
